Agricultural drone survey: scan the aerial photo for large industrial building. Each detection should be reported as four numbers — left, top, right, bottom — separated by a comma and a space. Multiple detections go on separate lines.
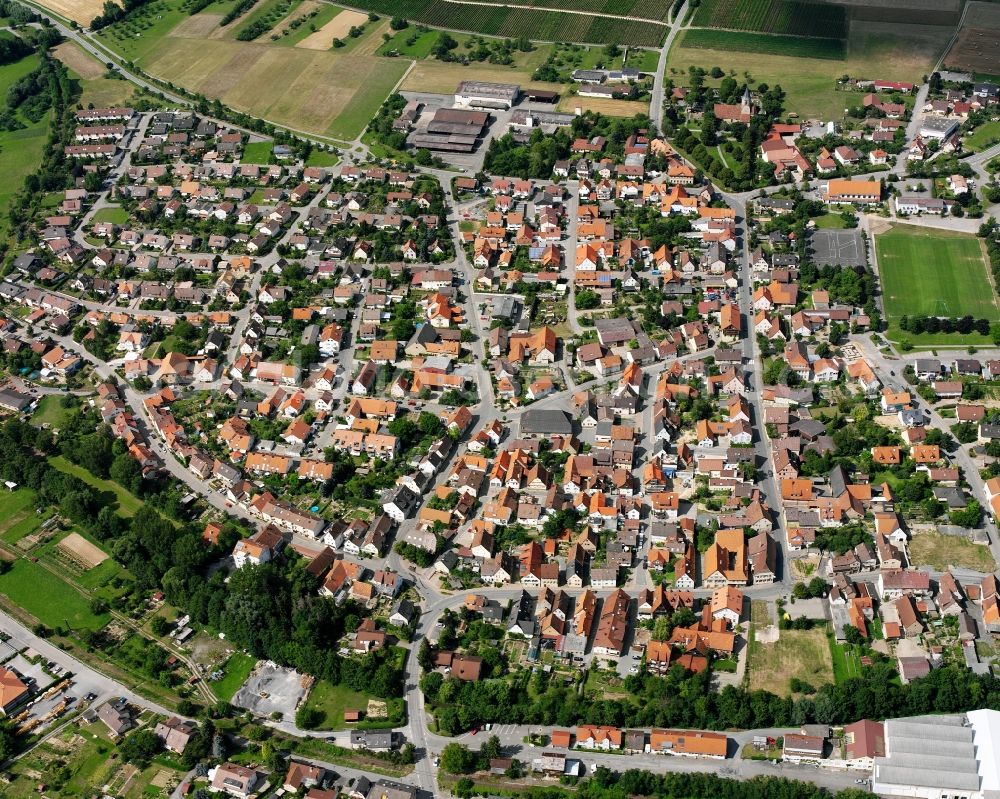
454, 81, 520, 110
871, 710, 1000, 799
409, 108, 490, 153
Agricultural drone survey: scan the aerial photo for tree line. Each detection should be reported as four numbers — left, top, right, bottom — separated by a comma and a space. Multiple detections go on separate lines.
899, 314, 991, 336
421, 650, 1000, 735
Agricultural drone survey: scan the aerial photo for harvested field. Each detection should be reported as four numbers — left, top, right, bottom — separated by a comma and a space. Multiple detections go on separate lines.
52, 41, 105, 79
57, 532, 109, 570
401, 59, 558, 94
34, 0, 107, 24
944, 1, 1000, 75
558, 95, 651, 117
169, 12, 225, 37
295, 8, 364, 49
142, 37, 406, 137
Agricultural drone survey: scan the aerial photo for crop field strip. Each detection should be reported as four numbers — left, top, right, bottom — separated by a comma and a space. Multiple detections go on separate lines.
338, 0, 667, 45
692, 0, 847, 39
679, 28, 846, 59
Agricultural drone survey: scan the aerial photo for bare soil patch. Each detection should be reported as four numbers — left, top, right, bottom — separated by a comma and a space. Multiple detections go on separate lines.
52, 41, 105, 78
57, 532, 108, 569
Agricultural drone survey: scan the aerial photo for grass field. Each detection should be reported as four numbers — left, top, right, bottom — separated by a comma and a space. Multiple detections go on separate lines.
692, 0, 847, 39
305, 148, 340, 167
828, 635, 862, 684
964, 120, 1000, 153
241, 140, 273, 163
31, 395, 76, 429
50, 455, 143, 517
301, 679, 378, 729
626, 47, 660, 73
0, 52, 49, 240
0, 557, 109, 631
811, 213, 849, 229
748, 624, 834, 696
90, 206, 131, 224
666, 22, 951, 120
908, 530, 997, 572
400, 54, 559, 95
211, 652, 257, 701
876, 225, 1000, 346
0, 488, 41, 544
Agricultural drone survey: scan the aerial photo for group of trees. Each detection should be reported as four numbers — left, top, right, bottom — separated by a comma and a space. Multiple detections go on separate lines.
485, 111, 654, 180
91, 0, 153, 30
424, 657, 1000, 737
0, 414, 405, 697
899, 314, 991, 336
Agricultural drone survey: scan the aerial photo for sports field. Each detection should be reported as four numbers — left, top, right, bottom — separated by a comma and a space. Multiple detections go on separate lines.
876, 225, 999, 345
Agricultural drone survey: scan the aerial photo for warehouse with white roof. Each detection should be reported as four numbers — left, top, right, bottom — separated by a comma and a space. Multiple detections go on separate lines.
872, 710, 1000, 799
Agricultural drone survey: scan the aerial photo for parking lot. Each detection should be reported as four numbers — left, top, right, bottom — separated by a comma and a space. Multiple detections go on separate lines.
231, 661, 309, 720
809, 228, 866, 268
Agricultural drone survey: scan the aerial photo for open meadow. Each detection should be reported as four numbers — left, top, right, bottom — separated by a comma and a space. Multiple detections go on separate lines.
875, 225, 999, 346
908, 530, 997, 572
748, 625, 834, 697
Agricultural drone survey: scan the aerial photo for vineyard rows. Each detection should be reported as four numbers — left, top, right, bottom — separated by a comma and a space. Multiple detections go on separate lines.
343, 0, 667, 44
692, 0, 846, 39
681, 28, 846, 59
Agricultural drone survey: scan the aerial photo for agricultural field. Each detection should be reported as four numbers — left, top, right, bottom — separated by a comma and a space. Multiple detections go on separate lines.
666, 22, 951, 120
908, 530, 997, 573
691, 0, 847, 39
96, 0, 408, 140
337, 0, 667, 45
50, 37, 140, 111
943, 1, 1000, 77
558, 94, 651, 117
875, 225, 1000, 346
33, 0, 103, 24
679, 29, 845, 59
400, 55, 559, 95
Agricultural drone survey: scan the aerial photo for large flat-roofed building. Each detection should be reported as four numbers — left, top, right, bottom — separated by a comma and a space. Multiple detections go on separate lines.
455, 81, 520, 110
919, 116, 960, 140
872, 710, 1000, 799
411, 108, 490, 153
